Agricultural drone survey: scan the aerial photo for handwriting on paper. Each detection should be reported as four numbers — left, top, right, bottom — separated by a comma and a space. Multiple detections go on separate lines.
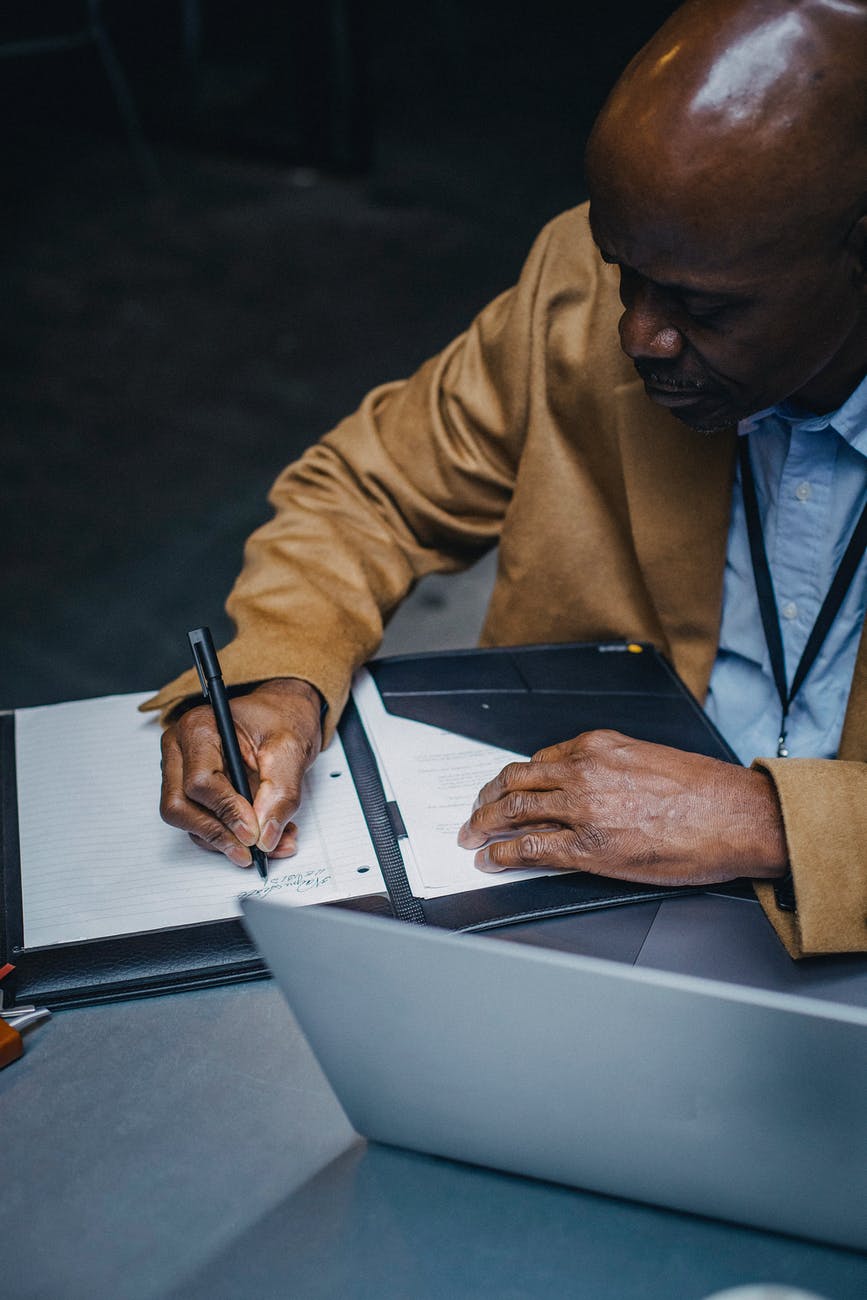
239, 867, 332, 901
17, 695, 384, 948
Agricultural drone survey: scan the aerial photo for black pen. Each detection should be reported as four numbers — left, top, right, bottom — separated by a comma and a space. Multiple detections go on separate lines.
188, 626, 269, 880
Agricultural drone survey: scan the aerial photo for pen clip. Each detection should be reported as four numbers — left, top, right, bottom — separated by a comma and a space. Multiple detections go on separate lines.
188, 628, 213, 700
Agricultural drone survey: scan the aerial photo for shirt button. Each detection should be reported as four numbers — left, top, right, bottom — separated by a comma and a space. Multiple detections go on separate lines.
781, 601, 798, 620
795, 481, 812, 501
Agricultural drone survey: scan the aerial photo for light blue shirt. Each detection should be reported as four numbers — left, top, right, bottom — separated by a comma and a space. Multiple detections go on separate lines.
703, 372, 867, 764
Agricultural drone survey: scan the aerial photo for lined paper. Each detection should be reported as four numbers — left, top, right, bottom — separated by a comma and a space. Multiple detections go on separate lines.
16, 693, 383, 949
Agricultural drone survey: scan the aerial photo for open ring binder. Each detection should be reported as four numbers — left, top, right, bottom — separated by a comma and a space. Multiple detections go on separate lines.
1, 641, 745, 1009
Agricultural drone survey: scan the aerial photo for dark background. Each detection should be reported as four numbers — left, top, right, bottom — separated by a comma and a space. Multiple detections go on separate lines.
1, 0, 677, 709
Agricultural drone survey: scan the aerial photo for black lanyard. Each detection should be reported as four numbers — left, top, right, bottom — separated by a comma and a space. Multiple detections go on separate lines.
738, 435, 867, 757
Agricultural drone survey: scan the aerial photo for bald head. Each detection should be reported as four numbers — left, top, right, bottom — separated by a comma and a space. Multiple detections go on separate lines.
585, 0, 867, 429
588, 0, 867, 244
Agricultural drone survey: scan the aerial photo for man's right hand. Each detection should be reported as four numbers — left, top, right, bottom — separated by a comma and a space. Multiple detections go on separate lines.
159, 677, 323, 867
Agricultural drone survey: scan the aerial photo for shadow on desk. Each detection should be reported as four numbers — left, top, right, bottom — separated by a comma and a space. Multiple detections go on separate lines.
170, 1142, 867, 1300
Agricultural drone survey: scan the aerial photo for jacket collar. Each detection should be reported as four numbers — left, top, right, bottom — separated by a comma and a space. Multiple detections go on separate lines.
612, 376, 735, 702
612, 377, 867, 756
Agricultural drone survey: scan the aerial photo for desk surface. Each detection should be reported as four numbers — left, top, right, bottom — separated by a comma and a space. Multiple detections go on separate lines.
4, 970, 867, 1300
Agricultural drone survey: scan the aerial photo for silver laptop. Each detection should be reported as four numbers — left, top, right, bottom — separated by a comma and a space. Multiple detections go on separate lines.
241, 893, 867, 1251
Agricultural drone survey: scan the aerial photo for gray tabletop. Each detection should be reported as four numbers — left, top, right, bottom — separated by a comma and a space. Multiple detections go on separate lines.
3, 977, 867, 1300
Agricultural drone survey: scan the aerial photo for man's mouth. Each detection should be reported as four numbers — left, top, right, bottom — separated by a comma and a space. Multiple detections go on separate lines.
643, 383, 707, 408
636, 366, 713, 407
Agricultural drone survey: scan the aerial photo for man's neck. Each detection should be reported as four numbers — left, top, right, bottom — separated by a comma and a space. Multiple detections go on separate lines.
792, 323, 867, 415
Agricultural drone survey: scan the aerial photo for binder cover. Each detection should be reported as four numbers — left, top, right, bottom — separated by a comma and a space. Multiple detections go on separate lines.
0, 641, 743, 1009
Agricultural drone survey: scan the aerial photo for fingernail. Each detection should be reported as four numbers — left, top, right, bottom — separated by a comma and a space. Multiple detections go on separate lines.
232, 820, 258, 847
457, 822, 484, 849
475, 850, 501, 873
229, 845, 253, 868
259, 819, 282, 854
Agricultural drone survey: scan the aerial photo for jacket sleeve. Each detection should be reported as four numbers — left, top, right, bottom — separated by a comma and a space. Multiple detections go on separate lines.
752, 757, 867, 956
141, 214, 570, 735
751, 634, 867, 958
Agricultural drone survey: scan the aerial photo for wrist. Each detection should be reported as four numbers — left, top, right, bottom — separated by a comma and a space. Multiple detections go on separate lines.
737, 769, 789, 879
255, 676, 323, 705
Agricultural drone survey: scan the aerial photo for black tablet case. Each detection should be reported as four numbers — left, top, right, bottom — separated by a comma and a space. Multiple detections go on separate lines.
0, 641, 742, 1010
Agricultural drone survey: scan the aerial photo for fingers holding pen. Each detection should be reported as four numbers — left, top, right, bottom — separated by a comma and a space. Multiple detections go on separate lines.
158, 677, 325, 868
245, 681, 323, 854
250, 728, 319, 854
159, 720, 257, 868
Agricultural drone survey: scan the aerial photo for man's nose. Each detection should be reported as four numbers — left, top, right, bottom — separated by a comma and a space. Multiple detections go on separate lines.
618, 283, 685, 362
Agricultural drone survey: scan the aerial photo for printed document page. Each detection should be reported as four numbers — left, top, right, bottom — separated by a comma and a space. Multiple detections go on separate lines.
16, 693, 384, 949
352, 669, 558, 897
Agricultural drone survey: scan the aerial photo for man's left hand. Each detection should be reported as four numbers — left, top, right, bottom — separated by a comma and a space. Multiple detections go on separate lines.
457, 730, 788, 885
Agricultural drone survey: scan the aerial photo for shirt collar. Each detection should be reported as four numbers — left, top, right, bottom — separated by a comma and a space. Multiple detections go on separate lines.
738, 369, 867, 458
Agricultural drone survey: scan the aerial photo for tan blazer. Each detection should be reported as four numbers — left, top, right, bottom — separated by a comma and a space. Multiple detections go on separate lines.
145, 203, 867, 959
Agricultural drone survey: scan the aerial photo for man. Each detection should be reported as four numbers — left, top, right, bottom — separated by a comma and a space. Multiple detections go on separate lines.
147, 0, 867, 958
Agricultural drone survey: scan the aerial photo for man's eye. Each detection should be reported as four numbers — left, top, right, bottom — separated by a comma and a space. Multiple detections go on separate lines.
683, 301, 729, 324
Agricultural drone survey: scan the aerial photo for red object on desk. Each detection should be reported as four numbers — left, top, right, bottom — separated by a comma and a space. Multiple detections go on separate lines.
0, 963, 23, 1066
0, 1016, 23, 1069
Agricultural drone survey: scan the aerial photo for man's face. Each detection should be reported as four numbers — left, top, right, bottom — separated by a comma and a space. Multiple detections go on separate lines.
587, 189, 864, 432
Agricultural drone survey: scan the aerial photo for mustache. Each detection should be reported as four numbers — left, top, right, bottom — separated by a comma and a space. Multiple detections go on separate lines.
634, 362, 711, 394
